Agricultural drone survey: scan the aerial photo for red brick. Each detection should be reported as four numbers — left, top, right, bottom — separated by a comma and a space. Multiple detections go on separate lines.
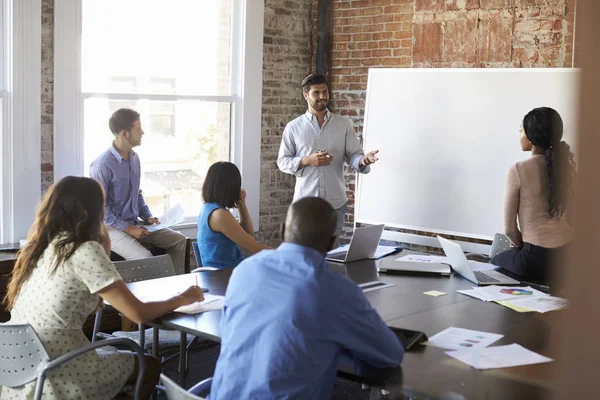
413, 22, 443, 63
372, 14, 395, 23
372, 49, 392, 57
352, 33, 372, 41
362, 6, 384, 15
368, 41, 380, 49
385, 22, 403, 31
340, 9, 361, 17
372, 32, 394, 40
414, 0, 445, 13
443, 16, 479, 62
381, 57, 403, 65
393, 13, 413, 22
478, 13, 514, 62
362, 23, 385, 32
480, 0, 512, 9
393, 48, 411, 57
378, 40, 390, 48
446, 0, 481, 11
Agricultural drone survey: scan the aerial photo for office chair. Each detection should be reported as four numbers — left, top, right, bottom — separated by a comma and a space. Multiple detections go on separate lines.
0, 324, 145, 400
191, 241, 218, 272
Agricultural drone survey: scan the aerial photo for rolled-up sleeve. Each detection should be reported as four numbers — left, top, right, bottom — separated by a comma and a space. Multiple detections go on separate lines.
344, 119, 370, 174
137, 190, 152, 220
90, 162, 129, 231
277, 124, 304, 178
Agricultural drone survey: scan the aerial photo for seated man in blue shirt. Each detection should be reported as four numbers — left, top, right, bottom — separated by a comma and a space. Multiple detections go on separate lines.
209, 197, 404, 399
90, 108, 187, 274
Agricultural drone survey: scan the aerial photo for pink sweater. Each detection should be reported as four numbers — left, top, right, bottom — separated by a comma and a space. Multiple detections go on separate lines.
503, 155, 572, 249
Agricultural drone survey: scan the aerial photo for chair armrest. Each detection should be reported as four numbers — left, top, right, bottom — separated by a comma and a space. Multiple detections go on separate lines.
44, 337, 146, 400
189, 377, 213, 396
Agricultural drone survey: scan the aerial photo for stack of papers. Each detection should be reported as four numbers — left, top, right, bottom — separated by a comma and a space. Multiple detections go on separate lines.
426, 327, 554, 370
174, 294, 225, 314
457, 285, 549, 302
497, 296, 568, 313
446, 344, 553, 370
146, 204, 185, 232
457, 285, 567, 313
425, 327, 503, 350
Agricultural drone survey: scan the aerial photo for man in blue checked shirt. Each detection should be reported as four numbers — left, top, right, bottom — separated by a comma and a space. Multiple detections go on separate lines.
209, 197, 404, 399
90, 108, 187, 274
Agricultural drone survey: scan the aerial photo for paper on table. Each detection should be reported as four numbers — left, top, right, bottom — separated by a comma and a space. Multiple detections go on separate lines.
395, 254, 448, 263
501, 296, 567, 313
446, 344, 553, 370
146, 204, 185, 232
495, 300, 535, 313
456, 285, 549, 302
424, 327, 503, 350
174, 294, 225, 314
424, 290, 447, 297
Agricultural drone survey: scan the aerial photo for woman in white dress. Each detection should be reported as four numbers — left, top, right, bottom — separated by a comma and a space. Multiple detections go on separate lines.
2, 176, 205, 399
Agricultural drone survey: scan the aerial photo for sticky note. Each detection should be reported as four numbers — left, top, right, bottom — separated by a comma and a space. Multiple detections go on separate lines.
424, 290, 447, 297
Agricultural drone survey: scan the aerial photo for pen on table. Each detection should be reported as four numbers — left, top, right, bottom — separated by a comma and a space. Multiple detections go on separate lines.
522, 281, 550, 293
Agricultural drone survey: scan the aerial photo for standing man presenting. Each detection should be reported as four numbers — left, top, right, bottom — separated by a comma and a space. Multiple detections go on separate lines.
91, 108, 187, 274
277, 73, 379, 241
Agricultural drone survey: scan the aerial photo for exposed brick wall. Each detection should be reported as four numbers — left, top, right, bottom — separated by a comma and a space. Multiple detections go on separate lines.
41, 0, 54, 192
255, 0, 314, 246
313, 0, 576, 243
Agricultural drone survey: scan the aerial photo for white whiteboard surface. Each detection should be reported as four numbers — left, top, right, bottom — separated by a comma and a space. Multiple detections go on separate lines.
357, 68, 579, 241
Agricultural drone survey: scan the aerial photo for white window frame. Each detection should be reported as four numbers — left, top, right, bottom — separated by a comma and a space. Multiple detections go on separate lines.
0, 0, 41, 244
53, 0, 264, 237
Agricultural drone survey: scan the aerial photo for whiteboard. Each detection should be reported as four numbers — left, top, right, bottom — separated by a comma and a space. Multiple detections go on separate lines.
357, 68, 579, 241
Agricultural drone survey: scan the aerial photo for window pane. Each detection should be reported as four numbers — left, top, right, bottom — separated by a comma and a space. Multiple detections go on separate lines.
84, 99, 231, 218
81, 0, 232, 96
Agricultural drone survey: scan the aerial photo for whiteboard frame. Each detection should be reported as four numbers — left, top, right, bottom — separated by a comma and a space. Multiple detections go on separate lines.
356, 67, 580, 252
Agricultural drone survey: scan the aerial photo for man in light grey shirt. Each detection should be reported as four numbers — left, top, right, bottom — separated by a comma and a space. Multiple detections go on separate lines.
277, 73, 379, 240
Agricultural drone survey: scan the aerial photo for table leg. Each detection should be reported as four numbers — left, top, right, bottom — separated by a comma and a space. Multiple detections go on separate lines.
139, 324, 145, 350
179, 331, 186, 386
153, 327, 159, 357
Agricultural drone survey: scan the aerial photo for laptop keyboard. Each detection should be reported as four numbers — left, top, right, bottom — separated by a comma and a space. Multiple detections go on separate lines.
474, 271, 500, 283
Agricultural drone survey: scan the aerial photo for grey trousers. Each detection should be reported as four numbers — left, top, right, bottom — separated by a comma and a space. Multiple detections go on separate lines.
108, 227, 187, 275
335, 202, 348, 245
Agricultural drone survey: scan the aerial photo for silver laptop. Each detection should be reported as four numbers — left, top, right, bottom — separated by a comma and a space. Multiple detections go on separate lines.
438, 236, 520, 285
326, 224, 385, 263
378, 256, 451, 275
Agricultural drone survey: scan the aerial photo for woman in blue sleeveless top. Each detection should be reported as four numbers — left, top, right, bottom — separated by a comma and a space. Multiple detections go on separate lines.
197, 162, 269, 269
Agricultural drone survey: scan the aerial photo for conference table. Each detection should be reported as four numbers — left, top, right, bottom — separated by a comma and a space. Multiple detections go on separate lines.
126, 251, 558, 399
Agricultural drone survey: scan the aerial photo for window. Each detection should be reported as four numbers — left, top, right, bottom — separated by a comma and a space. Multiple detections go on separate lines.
0, 0, 41, 244
54, 0, 264, 234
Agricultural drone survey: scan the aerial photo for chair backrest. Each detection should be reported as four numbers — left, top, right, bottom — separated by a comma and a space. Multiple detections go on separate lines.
0, 324, 50, 387
489, 233, 512, 258
113, 254, 176, 283
192, 241, 203, 268
161, 373, 205, 400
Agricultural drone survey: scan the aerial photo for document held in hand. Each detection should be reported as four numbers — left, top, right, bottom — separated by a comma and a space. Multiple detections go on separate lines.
146, 204, 185, 232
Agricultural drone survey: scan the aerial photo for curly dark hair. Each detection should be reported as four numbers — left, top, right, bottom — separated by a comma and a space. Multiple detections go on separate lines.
523, 107, 576, 218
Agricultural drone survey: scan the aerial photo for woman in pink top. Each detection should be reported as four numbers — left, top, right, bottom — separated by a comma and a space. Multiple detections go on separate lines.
492, 107, 576, 284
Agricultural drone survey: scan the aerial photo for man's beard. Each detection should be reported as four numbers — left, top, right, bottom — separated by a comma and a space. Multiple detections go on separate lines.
310, 99, 328, 111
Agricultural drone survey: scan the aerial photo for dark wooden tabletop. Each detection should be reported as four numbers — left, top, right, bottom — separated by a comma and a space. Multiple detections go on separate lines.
126, 254, 558, 399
